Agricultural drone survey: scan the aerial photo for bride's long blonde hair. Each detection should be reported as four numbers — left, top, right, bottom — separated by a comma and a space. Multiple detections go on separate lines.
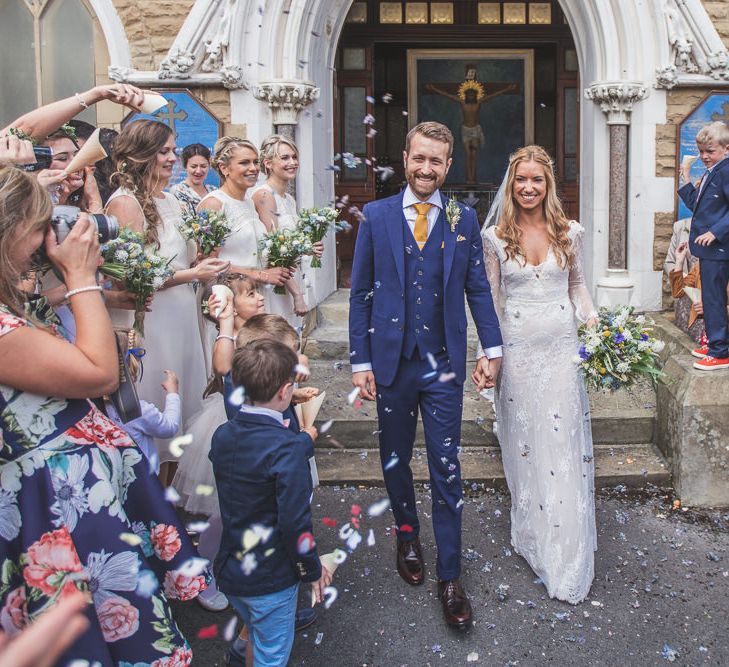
497, 145, 572, 269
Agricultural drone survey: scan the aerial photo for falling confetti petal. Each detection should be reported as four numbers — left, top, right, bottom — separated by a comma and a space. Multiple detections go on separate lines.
195, 484, 215, 496
320, 419, 334, 434
368, 498, 391, 517
135, 570, 159, 598
243, 529, 262, 553
197, 624, 218, 639
241, 552, 258, 575
297, 531, 316, 554
186, 521, 210, 533
384, 453, 400, 470
164, 486, 181, 503
347, 387, 361, 405
223, 615, 238, 642
119, 532, 142, 547
438, 372, 456, 383
178, 557, 209, 578
169, 434, 193, 458
228, 386, 246, 407
323, 586, 338, 609
294, 363, 310, 377
426, 352, 438, 369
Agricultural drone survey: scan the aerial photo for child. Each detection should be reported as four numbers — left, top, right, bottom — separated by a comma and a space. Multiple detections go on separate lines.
678, 120, 729, 370
105, 370, 180, 475
211, 339, 331, 666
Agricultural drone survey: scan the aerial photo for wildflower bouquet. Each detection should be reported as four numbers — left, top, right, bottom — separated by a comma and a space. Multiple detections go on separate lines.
576, 306, 665, 391
180, 209, 233, 256
297, 207, 348, 268
100, 228, 174, 335
259, 227, 314, 294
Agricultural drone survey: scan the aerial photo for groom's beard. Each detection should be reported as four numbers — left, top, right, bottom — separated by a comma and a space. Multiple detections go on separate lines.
406, 171, 443, 199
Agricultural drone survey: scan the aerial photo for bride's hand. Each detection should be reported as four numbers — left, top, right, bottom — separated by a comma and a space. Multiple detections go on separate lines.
585, 316, 599, 329
472, 356, 500, 390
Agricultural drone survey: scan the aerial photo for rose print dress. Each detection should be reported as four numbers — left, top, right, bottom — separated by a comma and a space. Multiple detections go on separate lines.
0, 306, 207, 665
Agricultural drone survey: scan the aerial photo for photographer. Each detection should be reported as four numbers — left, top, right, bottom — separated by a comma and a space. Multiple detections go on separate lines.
0, 164, 206, 664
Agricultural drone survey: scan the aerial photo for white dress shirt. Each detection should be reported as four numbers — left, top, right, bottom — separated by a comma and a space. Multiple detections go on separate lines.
239, 403, 285, 426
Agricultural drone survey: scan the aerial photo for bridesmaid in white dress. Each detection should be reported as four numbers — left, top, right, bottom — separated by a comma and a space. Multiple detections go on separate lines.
105, 120, 229, 481
251, 135, 324, 324
479, 145, 599, 604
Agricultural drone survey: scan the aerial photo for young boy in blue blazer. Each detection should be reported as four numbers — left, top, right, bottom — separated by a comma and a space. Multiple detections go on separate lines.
210, 339, 331, 665
678, 121, 729, 370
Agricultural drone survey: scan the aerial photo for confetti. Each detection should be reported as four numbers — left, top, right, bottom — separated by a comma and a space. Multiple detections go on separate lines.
169, 434, 193, 458
347, 387, 361, 405
315, 632, 324, 645
119, 532, 142, 547
332, 548, 348, 565
241, 552, 258, 575
195, 484, 215, 496
367, 528, 376, 546
438, 372, 456, 383
399, 524, 414, 533
323, 585, 338, 609
178, 557, 209, 578
384, 453, 400, 470
661, 645, 679, 662
368, 498, 391, 516
186, 521, 210, 533
382, 92, 393, 103
320, 419, 334, 434
164, 486, 181, 503
197, 624, 218, 639
223, 615, 238, 642
243, 529, 262, 552
297, 532, 316, 554
322, 517, 337, 527
135, 570, 158, 598
366, 95, 375, 104
467, 652, 479, 662
294, 363, 310, 378
426, 352, 438, 369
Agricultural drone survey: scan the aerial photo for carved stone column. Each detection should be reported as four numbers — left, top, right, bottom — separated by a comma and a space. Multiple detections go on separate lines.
252, 81, 320, 195
585, 81, 648, 306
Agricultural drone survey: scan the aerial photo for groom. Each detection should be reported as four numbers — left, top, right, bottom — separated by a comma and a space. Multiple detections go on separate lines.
349, 121, 502, 628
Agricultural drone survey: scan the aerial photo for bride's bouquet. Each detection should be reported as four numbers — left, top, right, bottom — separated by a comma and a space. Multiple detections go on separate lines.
180, 209, 233, 256
259, 227, 314, 294
100, 229, 174, 335
297, 207, 348, 268
576, 306, 665, 391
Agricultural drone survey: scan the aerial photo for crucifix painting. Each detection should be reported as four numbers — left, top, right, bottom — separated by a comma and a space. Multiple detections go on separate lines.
407, 50, 534, 186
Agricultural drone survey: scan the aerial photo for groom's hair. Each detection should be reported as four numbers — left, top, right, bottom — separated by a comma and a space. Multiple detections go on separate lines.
405, 122, 454, 157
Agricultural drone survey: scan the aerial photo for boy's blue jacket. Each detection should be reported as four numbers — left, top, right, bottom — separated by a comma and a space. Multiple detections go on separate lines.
210, 410, 321, 597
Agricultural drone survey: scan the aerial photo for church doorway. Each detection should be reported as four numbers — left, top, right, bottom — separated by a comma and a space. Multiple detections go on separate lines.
333, 0, 579, 287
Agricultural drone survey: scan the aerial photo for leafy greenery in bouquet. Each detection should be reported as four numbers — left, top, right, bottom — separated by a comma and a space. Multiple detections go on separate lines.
180, 209, 233, 257
259, 227, 314, 294
296, 207, 350, 268
100, 228, 174, 334
577, 306, 665, 391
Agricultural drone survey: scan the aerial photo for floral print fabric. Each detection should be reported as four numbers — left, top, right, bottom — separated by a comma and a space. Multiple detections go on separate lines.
0, 306, 205, 666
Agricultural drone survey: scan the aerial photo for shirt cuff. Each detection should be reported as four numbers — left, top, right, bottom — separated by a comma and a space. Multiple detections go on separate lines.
351, 363, 373, 373
477, 345, 503, 360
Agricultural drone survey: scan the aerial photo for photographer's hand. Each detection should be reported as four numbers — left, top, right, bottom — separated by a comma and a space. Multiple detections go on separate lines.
0, 134, 35, 165
45, 212, 102, 286
35, 169, 67, 190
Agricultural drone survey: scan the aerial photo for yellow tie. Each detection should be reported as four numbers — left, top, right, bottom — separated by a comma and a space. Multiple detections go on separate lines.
412, 202, 432, 249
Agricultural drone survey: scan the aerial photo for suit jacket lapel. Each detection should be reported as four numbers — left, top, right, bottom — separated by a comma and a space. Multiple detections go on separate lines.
697, 158, 728, 207
442, 194, 456, 286
386, 192, 405, 289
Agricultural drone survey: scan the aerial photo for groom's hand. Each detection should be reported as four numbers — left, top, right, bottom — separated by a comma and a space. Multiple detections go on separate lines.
472, 356, 501, 390
352, 371, 377, 401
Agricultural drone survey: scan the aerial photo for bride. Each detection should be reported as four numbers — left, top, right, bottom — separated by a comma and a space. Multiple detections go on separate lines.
477, 145, 598, 604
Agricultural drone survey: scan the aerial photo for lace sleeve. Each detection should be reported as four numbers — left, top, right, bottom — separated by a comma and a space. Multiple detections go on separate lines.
482, 229, 502, 316
568, 223, 598, 323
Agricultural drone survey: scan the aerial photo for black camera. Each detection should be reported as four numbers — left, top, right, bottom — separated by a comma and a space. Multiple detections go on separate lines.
51, 205, 119, 245
20, 146, 53, 173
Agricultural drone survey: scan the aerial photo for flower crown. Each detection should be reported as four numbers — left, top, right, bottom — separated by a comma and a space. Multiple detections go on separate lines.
457, 80, 485, 102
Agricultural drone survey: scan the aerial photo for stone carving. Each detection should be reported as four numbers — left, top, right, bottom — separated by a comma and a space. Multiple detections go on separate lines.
202, 0, 236, 73
159, 48, 196, 80
655, 65, 679, 90
108, 65, 134, 83
220, 65, 247, 90
664, 1, 699, 74
584, 82, 648, 125
707, 50, 729, 81
253, 81, 321, 125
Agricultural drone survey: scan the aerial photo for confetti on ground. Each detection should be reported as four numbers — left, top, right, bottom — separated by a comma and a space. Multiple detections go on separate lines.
367, 528, 376, 547
368, 498, 390, 517
661, 644, 679, 662
467, 652, 479, 662
297, 532, 316, 554
169, 434, 193, 458
323, 586, 338, 609
197, 624, 218, 639
315, 632, 324, 646
322, 517, 337, 527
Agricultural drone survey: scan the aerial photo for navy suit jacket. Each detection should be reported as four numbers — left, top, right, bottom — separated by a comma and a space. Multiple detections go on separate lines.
210, 411, 320, 597
678, 157, 729, 261
348, 190, 502, 386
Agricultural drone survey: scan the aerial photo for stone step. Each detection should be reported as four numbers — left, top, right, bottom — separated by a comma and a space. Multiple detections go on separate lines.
316, 288, 350, 328
314, 443, 670, 488
306, 361, 656, 447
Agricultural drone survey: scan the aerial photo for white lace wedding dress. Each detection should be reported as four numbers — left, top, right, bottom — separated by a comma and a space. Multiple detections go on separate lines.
482, 222, 598, 604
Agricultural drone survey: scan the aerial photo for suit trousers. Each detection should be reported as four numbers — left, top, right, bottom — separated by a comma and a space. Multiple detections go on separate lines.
377, 351, 464, 580
699, 259, 729, 358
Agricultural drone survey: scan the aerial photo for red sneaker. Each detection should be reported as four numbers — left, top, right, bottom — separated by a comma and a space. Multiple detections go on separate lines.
693, 355, 729, 371
691, 345, 709, 358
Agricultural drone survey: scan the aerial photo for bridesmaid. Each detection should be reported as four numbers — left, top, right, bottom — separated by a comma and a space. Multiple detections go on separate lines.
170, 143, 215, 218
105, 120, 228, 482
251, 134, 324, 323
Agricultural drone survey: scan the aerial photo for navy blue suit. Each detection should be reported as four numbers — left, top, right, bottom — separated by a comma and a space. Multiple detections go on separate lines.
210, 411, 320, 597
678, 158, 729, 357
348, 190, 502, 579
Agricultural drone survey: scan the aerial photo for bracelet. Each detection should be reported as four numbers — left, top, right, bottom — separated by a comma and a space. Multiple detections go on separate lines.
64, 285, 103, 299
75, 93, 89, 110
215, 334, 235, 343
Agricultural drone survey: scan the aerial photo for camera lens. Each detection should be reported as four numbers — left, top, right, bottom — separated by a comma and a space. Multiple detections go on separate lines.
90, 214, 119, 243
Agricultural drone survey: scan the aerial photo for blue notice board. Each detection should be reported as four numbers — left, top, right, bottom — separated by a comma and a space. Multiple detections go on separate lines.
678, 92, 729, 219
123, 89, 223, 188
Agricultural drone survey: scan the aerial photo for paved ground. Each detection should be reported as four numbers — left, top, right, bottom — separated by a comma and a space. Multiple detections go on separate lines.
172, 485, 729, 666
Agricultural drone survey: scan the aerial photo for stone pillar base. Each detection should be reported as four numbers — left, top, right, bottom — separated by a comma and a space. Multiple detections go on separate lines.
652, 313, 729, 507
595, 269, 634, 308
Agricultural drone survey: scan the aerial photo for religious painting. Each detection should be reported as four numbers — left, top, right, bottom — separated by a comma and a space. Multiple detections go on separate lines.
677, 91, 729, 220
407, 49, 534, 186
123, 88, 223, 188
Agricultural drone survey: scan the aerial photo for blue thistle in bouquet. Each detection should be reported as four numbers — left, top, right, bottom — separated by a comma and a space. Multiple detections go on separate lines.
297, 207, 349, 268
576, 306, 665, 391
259, 227, 314, 294
180, 209, 233, 256
100, 228, 174, 335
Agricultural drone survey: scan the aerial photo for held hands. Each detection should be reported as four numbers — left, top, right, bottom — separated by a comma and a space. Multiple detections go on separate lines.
45, 212, 101, 286
352, 370, 377, 401
193, 257, 230, 282
311, 565, 332, 605
695, 231, 716, 247
161, 370, 179, 394
471, 356, 501, 391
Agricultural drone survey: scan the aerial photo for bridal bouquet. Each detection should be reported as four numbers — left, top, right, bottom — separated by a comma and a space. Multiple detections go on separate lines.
259, 227, 314, 294
576, 306, 665, 392
100, 229, 174, 335
180, 209, 233, 256
297, 207, 347, 268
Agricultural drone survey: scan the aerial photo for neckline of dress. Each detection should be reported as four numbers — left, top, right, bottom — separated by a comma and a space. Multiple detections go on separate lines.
489, 227, 552, 268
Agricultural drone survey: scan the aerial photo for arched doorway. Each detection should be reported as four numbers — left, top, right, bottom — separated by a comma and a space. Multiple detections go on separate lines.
330, 1, 580, 286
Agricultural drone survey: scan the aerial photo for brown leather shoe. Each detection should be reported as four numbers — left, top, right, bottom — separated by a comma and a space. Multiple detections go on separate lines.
437, 579, 472, 629
396, 538, 424, 585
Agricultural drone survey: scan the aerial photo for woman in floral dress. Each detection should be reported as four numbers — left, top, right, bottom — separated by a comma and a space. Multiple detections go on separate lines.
0, 165, 206, 665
